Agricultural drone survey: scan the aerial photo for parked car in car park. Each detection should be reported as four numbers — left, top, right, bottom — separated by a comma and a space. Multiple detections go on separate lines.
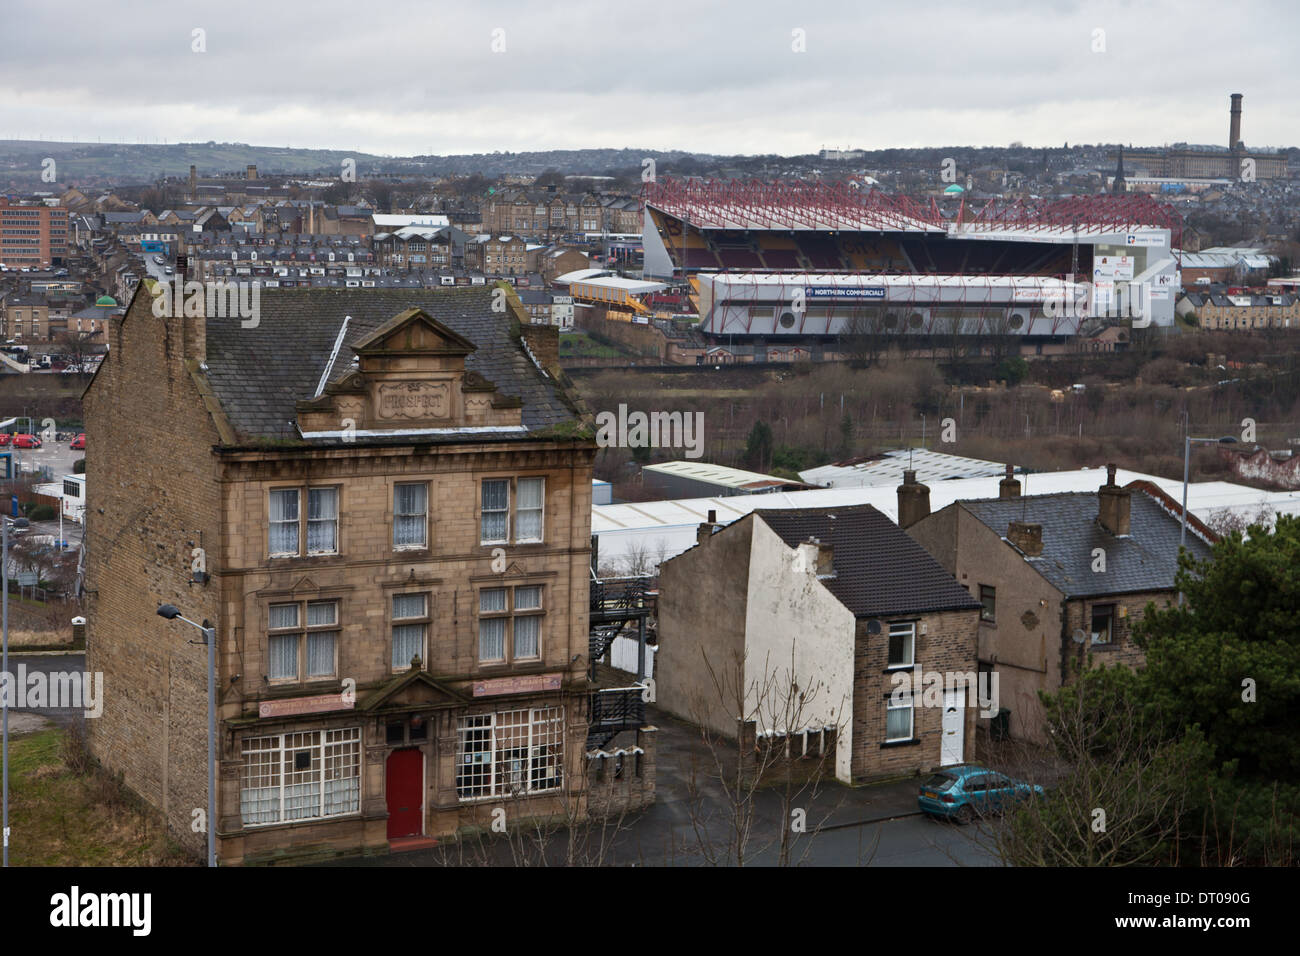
918, 765, 1044, 824
11, 434, 42, 449
70, 433, 85, 450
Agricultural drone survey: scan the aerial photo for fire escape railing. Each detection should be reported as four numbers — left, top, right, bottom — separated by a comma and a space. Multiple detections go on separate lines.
586, 686, 647, 750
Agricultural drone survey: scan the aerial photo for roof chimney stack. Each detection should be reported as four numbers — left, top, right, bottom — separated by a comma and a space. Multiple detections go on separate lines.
696, 508, 720, 546
1007, 520, 1043, 557
999, 463, 1021, 499
1097, 462, 1131, 536
808, 536, 834, 577
897, 469, 931, 529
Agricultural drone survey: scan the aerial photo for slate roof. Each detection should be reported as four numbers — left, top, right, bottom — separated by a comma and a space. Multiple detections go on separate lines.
755, 505, 981, 618
199, 287, 578, 445
961, 491, 1214, 597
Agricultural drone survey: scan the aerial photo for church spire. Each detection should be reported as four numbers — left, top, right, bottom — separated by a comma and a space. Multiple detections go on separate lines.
1112, 146, 1127, 195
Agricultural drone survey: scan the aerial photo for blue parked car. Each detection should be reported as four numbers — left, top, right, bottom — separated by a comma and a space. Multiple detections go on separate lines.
917, 765, 1044, 824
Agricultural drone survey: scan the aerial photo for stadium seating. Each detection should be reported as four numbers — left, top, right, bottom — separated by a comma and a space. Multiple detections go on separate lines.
649, 209, 1081, 278
794, 234, 846, 271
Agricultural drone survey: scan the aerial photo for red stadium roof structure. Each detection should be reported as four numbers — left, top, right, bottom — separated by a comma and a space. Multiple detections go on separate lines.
642, 177, 945, 233
642, 177, 1181, 243
957, 194, 1183, 241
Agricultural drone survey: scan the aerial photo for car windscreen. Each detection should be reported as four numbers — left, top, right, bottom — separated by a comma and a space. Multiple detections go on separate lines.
922, 773, 957, 791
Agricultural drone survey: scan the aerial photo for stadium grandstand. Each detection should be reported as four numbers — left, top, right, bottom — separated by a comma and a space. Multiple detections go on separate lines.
640, 178, 1183, 351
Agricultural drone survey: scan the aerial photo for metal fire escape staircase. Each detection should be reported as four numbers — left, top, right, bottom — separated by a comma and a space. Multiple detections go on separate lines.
586, 571, 654, 750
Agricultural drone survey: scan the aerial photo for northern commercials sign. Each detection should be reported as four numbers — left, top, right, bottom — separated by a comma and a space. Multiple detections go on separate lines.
805, 286, 886, 299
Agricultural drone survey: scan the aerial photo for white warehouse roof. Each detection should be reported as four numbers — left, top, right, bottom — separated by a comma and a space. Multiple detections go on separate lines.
644, 460, 807, 491
592, 466, 1300, 575
372, 213, 449, 229
800, 449, 1012, 489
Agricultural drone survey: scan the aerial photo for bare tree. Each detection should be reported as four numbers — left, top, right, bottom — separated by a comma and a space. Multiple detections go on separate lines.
680, 643, 865, 866
54, 330, 98, 372
837, 307, 888, 368
975, 665, 1207, 867
1204, 504, 1275, 538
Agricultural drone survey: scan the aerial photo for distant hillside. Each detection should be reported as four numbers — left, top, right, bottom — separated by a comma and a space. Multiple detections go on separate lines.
0, 140, 721, 188
0, 140, 386, 186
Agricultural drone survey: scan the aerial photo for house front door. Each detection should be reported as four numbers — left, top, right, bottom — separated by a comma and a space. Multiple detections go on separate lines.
940, 689, 964, 765
386, 748, 424, 839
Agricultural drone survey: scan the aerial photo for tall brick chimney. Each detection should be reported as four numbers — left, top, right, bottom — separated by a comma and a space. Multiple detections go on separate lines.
189, 164, 197, 201
999, 463, 1021, 499
247, 164, 258, 181
897, 469, 931, 529
1097, 463, 1131, 536
1229, 93, 1243, 151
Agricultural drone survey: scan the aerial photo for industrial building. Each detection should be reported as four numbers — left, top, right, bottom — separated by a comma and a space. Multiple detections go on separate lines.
640, 460, 811, 498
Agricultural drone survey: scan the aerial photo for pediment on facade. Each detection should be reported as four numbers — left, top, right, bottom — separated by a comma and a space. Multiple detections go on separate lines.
361, 668, 469, 713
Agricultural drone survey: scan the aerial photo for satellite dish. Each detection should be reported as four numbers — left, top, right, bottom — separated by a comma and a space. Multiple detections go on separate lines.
1072, 628, 1088, 644
867, 619, 882, 635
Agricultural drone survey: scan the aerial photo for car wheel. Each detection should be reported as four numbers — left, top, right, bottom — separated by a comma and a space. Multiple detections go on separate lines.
954, 804, 975, 825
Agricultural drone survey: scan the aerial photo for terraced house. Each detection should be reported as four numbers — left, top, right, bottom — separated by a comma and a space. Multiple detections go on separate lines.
903, 466, 1217, 742
84, 281, 600, 864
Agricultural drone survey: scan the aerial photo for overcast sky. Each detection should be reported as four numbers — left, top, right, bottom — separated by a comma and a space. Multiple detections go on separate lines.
2, 0, 1295, 156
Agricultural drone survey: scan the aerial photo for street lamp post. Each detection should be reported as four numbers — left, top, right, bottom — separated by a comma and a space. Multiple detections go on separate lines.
1180, 433, 1237, 605
157, 604, 216, 867
1, 515, 29, 867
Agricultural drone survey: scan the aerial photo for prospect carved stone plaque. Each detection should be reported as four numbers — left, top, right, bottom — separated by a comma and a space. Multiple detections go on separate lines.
376, 381, 449, 420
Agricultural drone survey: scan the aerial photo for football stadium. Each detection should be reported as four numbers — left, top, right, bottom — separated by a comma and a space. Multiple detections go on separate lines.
640, 178, 1183, 353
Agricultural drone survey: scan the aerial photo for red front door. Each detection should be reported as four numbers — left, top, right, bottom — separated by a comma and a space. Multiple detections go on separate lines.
386, 748, 423, 839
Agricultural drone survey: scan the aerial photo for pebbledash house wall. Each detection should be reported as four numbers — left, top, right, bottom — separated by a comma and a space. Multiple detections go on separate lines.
654, 519, 751, 740
85, 288, 599, 864
742, 518, 855, 782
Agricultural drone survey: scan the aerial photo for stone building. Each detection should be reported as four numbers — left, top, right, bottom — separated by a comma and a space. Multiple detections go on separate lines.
903, 466, 1217, 743
655, 504, 981, 784
84, 281, 609, 864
